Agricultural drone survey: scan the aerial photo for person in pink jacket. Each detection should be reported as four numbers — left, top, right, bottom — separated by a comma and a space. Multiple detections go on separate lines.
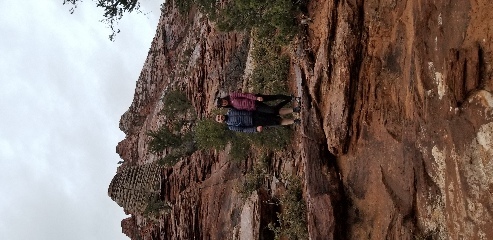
216, 92, 300, 115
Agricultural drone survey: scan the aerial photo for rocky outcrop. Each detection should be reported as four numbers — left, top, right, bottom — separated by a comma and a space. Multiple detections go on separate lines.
298, 0, 493, 239
108, 162, 163, 215
110, 0, 493, 239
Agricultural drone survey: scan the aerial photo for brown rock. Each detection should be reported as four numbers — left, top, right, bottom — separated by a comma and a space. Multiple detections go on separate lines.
109, 0, 493, 239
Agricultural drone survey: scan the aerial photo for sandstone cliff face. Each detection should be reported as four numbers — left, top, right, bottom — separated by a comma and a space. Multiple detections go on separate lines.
111, 0, 493, 239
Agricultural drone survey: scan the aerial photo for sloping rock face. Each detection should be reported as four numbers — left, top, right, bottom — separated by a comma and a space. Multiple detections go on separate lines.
110, 0, 493, 239
298, 0, 493, 239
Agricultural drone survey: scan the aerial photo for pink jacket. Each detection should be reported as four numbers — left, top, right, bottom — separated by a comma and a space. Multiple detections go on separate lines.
229, 92, 257, 111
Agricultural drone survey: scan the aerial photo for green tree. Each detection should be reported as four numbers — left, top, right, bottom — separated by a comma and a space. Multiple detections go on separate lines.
147, 127, 182, 153
161, 90, 193, 117
195, 119, 232, 150
63, 0, 141, 41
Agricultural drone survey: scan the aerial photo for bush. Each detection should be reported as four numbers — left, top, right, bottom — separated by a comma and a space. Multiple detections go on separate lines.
148, 89, 199, 167
195, 119, 232, 150
173, 0, 300, 45
174, 0, 193, 14
249, 35, 291, 94
215, 0, 298, 44
161, 90, 193, 117
248, 127, 292, 151
144, 196, 172, 217
229, 134, 251, 161
269, 175, 308, 240
237, 156, 269, 199
157, 154, 181, 167
147, 127, 182, 153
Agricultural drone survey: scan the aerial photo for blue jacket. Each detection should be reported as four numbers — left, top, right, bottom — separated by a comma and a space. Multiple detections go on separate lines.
225, 109, 256, 133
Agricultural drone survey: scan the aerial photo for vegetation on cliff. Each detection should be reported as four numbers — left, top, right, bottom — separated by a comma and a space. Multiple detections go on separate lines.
93, 0, 310, 237
269, 175, 308, 240
63, 0, 141, 41
145, 1, 308, 238
175, 0, 299, 44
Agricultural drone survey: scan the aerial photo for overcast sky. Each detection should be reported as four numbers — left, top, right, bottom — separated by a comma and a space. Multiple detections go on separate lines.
0, 1, 162, 239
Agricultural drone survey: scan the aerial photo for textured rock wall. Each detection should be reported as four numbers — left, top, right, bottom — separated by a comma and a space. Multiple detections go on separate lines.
108, 162, 163, 215
110, 0, 493, 239
298, 0, 493, 239
111, 2, 252, 239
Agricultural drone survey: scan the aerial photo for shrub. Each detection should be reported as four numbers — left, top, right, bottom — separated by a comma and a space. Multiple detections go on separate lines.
237, 156, 269, 199
215, 0, 298, 44
269, 175, 308, 240
174, 0, 193, 14
229, 134, 251, 161
161, 90, 193, 117
144, 196, 172, 217
249, 35, 291, 94
195, 119, 232, 150
157, 154, 181, 167
147, 127, 182, 153
248, 127, 292, 151
148, 89, 199, 167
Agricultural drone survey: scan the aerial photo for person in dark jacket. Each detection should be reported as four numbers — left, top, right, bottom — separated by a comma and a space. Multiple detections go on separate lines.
216, 92, 300, 115
215, 108, 299, 133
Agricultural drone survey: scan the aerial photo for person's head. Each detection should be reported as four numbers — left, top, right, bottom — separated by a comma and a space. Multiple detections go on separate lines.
215, 114, 227, 123
215, 97, 230, 108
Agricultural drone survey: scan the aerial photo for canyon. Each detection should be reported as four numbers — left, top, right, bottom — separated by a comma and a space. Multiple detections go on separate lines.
110, 0, 493, 239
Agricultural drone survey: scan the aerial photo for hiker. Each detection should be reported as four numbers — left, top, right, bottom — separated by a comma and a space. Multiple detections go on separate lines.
215, 108, 299, 133
216, 92, 301, 115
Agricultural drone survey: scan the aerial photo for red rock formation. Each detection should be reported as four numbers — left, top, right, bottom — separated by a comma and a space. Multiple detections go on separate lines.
110, 0, 493, 239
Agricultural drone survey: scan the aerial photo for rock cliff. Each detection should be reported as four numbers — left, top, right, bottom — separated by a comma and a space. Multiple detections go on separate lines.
110, 0, 493, 239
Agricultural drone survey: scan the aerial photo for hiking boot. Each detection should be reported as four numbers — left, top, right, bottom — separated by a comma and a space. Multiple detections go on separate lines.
293, 107, 301, 113
294, 96, 302, 105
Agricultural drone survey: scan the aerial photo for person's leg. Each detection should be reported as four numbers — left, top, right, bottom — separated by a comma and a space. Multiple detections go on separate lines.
280, 118, 295, 125
273, 98, 292, 112
279, 108, 293, 115
256, 94, 292, 102
253, 112, 282, 127
255, 102, 276, 114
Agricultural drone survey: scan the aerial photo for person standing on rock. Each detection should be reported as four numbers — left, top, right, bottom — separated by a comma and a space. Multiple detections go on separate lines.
215, 108, 300, 133
216, 92, 301, 115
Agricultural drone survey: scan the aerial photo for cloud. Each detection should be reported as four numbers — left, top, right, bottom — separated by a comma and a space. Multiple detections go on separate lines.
0, 1, 162, 239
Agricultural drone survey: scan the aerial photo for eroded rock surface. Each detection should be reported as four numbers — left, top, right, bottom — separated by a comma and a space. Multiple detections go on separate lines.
110, 1, 493, 239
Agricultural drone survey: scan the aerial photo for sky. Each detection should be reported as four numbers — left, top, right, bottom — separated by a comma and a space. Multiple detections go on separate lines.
0, 0, 162, 239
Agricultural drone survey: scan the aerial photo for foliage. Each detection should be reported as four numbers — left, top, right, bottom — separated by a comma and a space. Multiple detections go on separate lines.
173, 0, 299, 44
194, 119, 232, 150
248, 126, 292, 151
174, 0, 193, 14
268, 175, 308, 240
237, 156, 269, 198
63, 0, 141, 41
65, 0, 303, 42
157, 154, 180, 167
161, 90, 194, 117
229, 134, 251, 162
215, 0, 298, 44
249, 35, 291, 94
147, 127, 182, 153
195, 118, 291, 160
148, 90, 197, 167
144, 195, 171, 217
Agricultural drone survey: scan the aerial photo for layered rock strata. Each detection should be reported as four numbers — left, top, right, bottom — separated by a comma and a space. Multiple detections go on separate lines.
110, 0, 493, 239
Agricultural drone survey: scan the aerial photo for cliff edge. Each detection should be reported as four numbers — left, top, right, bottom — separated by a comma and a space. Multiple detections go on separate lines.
110, 0, 493, 239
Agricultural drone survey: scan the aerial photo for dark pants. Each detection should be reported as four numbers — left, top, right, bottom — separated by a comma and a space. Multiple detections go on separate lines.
255, 94, 292, 102
254, 94, 292, 114
252, 111, 282, 126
